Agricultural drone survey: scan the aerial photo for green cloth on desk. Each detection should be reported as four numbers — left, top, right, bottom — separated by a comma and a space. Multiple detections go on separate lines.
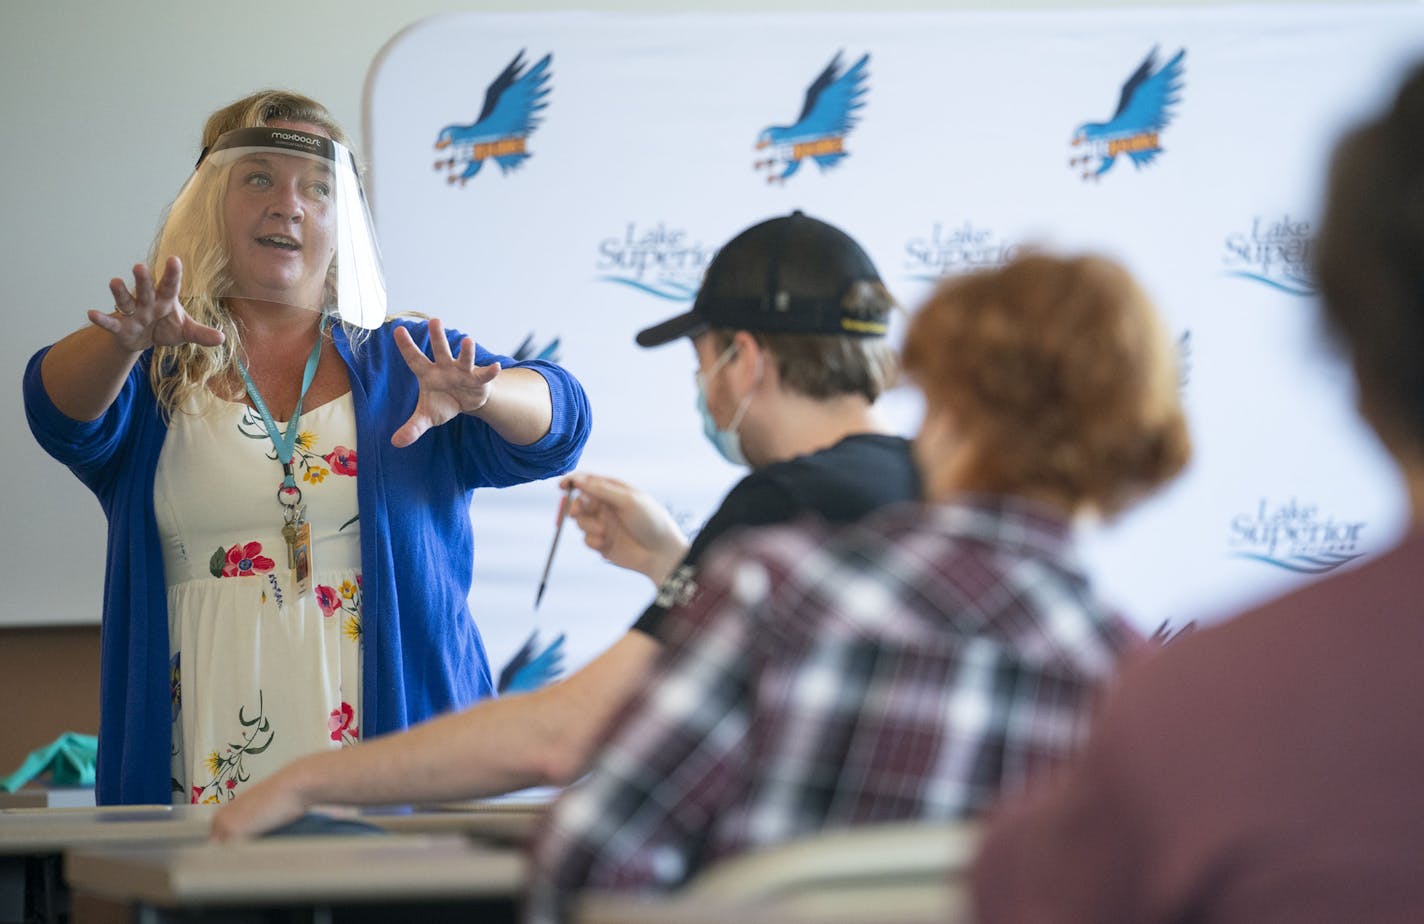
0, 732, 97, 792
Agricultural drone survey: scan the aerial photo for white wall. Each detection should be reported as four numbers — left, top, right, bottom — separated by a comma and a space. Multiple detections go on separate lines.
0, 0, 1367, 627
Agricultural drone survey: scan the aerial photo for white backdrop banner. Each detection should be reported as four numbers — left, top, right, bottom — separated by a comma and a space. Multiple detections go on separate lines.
365, 5, 1424, 675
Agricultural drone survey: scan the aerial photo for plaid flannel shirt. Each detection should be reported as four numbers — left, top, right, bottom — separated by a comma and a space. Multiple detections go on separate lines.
526, 496, 1142, 923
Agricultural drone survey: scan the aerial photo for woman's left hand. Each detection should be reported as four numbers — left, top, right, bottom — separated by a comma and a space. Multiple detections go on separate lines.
391, 317, 501, 448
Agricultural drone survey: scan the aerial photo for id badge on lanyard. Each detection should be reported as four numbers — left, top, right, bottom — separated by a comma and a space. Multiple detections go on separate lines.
240, 319, 326, 600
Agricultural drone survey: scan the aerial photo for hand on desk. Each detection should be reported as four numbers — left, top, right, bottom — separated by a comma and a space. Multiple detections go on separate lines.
560, 472, 689, 588
209, 760, 313, 841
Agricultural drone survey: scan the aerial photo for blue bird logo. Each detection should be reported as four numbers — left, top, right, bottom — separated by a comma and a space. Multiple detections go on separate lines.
497, 629, 566, 694
754, 51, 869, 184
1070, 47, 1185, 181
509, 332, 562, 364
435, 50, 552, 186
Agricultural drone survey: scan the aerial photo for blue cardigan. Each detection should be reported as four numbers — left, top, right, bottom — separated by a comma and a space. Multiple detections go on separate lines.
23, 320, 591, 804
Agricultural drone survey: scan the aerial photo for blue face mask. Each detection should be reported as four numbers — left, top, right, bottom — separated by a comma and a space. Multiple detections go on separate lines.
695, 343, 754, 467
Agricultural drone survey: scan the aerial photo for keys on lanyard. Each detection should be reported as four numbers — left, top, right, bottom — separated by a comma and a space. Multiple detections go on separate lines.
278, 463, 313, 597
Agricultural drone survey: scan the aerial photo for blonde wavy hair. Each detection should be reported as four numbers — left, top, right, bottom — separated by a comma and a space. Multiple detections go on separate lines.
150, 89, 373, 416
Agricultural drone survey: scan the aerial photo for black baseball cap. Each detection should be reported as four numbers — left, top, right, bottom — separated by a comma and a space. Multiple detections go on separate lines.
634, 210, 888, 348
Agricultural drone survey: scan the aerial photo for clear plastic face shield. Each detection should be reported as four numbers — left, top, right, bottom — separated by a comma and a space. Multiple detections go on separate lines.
166, 126, 387, 329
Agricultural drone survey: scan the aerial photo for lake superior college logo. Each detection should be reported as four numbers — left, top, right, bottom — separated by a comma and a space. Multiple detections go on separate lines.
754, 51, 868, 184
434, 49, 551, 186
1069, 47, 1185, 181
1223, 215, 1317, 296
1227, 498, 1366, 574
903, 222, 1018, 282
595, 222, 717, 301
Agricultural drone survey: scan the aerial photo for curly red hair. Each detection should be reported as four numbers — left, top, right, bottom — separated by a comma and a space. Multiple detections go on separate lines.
902, 253, 1190, 517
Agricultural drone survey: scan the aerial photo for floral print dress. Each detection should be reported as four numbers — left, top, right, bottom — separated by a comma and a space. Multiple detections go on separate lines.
155, 391, 363, 805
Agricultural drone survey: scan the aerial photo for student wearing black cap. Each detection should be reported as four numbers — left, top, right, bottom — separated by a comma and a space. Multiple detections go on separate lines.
211, 211, 920, 839
569, 209, 919, 640
528, 250, 1189, 924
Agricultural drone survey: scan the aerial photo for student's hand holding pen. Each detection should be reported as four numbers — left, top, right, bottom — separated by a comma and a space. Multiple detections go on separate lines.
559, 473, 689, 587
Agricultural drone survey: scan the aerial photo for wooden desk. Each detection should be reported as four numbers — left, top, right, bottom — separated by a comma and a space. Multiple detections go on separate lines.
66, 833, 525, 923
0, 805, 212, 924
369, 790, 553, 844
366, 807, 544, 845
0, 797, 547, 923
0, 806, 212, 854
0, 787, 95, 810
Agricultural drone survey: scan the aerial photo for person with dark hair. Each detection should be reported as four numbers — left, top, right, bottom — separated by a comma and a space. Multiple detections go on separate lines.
972, 63, 1424, 924
23, 90, 590, 805
211, 211, 921, 838
525, 252, 1190, 922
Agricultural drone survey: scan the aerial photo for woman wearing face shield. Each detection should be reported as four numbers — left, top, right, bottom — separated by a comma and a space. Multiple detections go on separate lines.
22, 90, 591, 806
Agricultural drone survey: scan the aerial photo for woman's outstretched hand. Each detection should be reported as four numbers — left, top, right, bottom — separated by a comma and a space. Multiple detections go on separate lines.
391, 316, 501, 448
87, 256, 225, 352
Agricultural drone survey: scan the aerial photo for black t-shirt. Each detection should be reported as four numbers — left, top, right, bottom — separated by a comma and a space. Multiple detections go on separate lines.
631, 433, 920, 638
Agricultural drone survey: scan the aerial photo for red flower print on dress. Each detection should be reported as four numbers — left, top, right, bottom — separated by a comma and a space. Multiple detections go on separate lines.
315, 585, 341, 617
323, 445, 357, 476
328, 702, 360, 744
221, 541, 275, 578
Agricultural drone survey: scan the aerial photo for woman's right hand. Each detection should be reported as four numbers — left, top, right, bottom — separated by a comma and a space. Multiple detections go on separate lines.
87, 256, 224, 352
560, 473, 691, 587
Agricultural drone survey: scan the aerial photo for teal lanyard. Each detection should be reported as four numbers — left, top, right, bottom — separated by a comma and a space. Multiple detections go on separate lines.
237, 320, 326, 511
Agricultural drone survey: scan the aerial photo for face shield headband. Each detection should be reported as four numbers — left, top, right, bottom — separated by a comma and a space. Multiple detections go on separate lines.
173, 126, 387, 330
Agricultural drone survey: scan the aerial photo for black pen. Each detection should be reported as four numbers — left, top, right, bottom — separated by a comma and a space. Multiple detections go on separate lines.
534, 484, 574, 609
